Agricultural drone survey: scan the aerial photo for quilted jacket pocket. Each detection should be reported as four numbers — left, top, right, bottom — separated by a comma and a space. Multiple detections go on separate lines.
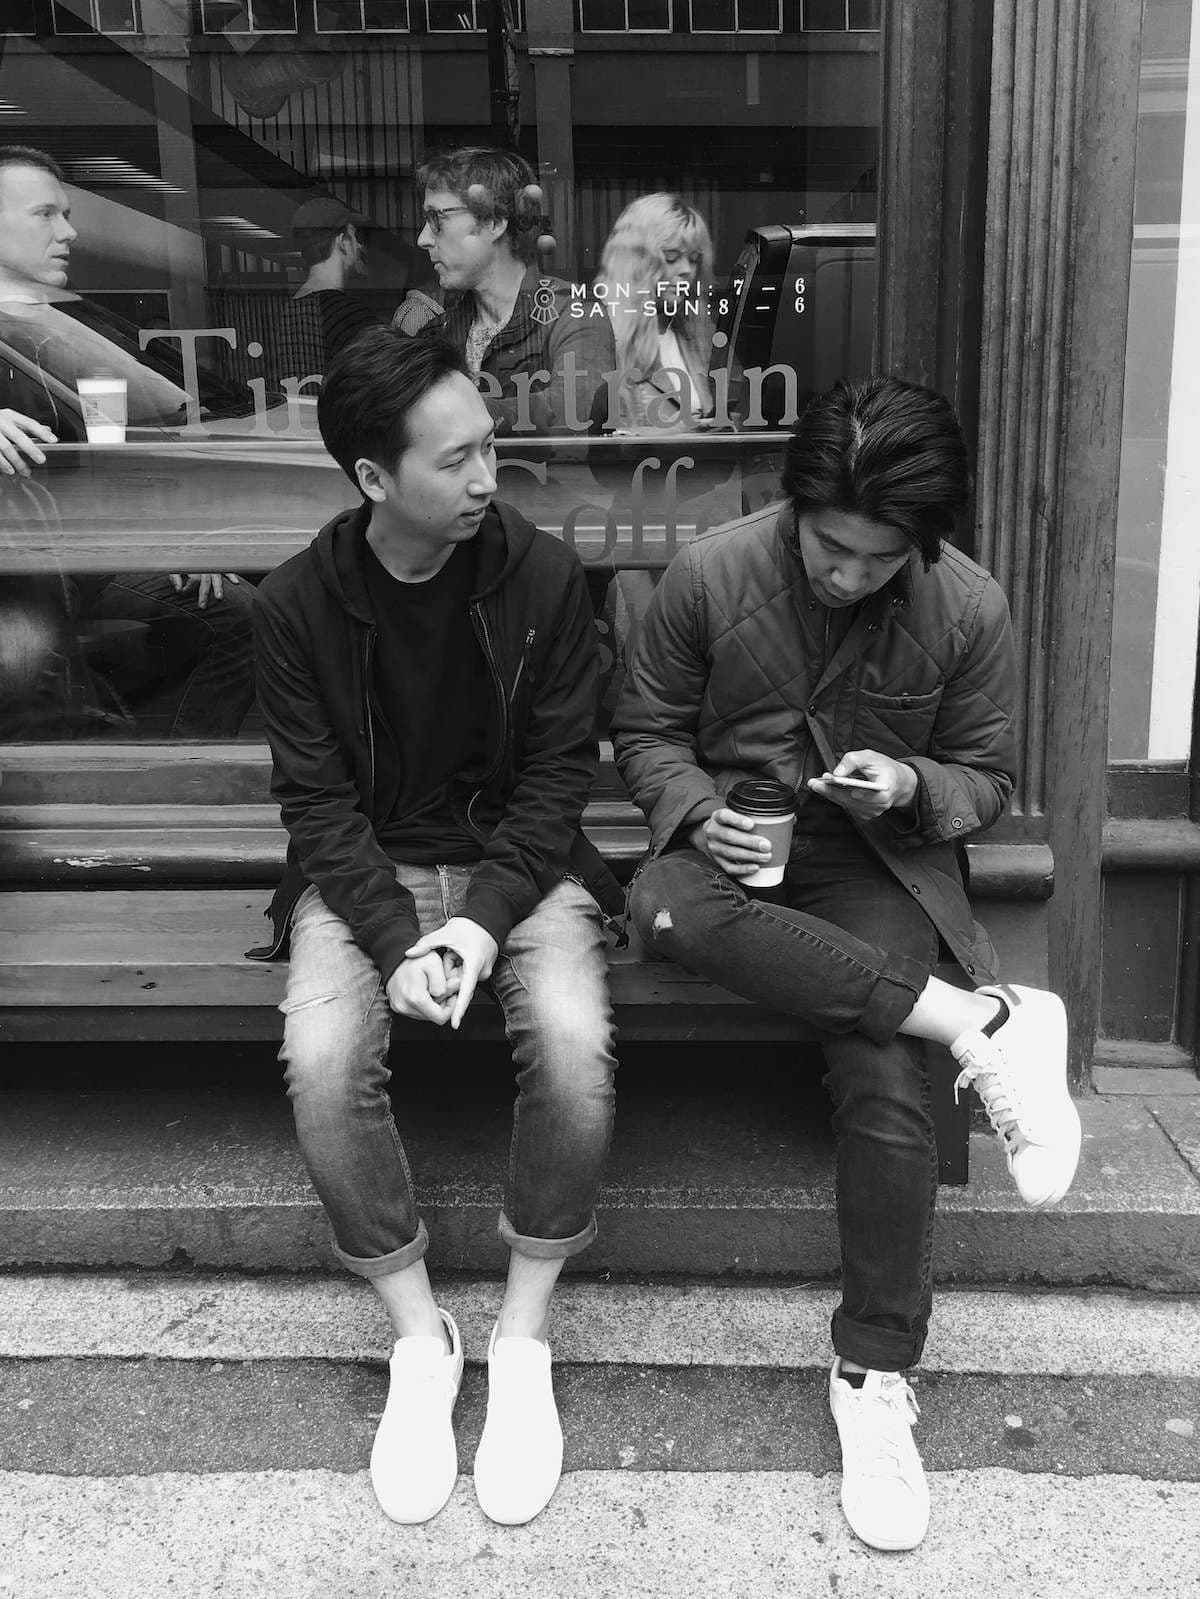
853, 684, 944, 756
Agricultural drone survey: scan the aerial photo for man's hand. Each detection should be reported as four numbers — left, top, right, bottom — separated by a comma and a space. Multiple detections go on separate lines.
689, 808, 773, 880
168, 572, 241, 608
384, 950, 462, 1026
807, 749, 918, 820
0, 410, 56, 477
404, 917, 499, 1030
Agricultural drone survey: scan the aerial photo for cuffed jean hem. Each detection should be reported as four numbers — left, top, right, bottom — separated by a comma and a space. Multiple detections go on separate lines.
830, 1305, 927, 1373
333, 1217, 429, 1279
856, 953, 933, 1046
497, 1209, 598, 1260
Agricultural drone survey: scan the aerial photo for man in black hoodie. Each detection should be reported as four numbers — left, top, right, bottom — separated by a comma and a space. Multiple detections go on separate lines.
252, 329, 621, 1530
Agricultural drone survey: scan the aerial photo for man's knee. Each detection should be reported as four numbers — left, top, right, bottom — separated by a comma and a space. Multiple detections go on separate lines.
281, 990, 380, 1104
630, 850, 708, 939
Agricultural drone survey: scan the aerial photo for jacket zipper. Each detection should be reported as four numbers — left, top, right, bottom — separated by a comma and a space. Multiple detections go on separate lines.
466, 602, 512, 836
508, 627, 535, 708
362, 625, 378, 799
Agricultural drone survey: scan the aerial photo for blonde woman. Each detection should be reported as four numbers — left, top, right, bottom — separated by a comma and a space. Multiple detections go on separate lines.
599, 193, 716, 431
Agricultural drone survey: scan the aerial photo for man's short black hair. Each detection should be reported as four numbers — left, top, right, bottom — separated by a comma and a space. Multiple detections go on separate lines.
318, 328, 471, 489
781, 376, 970, 568
0, 145, 66, 185
294, 225, 346, 269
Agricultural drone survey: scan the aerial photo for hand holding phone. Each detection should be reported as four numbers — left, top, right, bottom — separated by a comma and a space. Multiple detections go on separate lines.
823, 772, 884, 790
807, 749, 919, 816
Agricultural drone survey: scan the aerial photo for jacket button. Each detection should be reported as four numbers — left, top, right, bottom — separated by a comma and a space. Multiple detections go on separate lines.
807, 703, 816, 715
911, 884, 922, 895
951, 817, 964, 830
966, 964, 976, 976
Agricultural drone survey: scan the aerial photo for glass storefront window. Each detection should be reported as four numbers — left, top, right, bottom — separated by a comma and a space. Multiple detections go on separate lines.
0, 6, 881, 744
1113, 0, 1200, 762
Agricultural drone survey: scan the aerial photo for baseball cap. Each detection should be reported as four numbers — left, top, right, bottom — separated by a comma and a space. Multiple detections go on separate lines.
292, 195, 373, 234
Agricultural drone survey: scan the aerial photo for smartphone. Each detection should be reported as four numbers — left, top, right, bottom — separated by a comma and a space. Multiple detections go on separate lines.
824, 773, 883, 790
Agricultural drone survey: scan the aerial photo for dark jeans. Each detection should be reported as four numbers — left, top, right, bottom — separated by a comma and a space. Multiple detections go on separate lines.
630, 835, 941, 1370
81, 571, 255, 738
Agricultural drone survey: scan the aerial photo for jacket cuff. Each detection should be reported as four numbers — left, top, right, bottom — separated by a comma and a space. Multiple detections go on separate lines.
461, 887, 517, 953
667, 797, 722, 850
366, 912, 424, 987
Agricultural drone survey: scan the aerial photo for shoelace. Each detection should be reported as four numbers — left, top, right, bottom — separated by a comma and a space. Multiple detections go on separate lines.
954, 1046, 1032, 1148
851, 1379, 920, 1477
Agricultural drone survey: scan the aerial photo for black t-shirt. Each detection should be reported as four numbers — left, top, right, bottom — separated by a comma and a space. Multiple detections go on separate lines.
364, 537, 490, 862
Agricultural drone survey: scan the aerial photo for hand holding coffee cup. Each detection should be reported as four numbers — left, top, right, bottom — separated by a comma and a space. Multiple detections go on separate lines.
693, 778, 796, 885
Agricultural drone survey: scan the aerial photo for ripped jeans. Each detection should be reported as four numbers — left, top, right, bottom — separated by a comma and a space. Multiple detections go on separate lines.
630, 837, 940, 1371
280, 866, 617, 1276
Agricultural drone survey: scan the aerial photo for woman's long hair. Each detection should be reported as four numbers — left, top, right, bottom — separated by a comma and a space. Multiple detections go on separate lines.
598, 193, 715, 389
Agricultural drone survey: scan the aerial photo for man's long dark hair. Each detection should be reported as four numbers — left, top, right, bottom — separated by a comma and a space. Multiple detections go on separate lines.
782, 376, 970, 568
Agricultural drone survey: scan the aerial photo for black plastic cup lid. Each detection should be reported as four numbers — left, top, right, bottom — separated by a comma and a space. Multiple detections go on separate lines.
726, 779, 796, 817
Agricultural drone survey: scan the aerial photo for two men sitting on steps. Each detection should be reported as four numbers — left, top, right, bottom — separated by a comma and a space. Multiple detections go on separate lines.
252, 330, 1081, 1549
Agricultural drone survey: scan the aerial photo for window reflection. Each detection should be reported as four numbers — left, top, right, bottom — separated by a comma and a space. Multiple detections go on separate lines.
0, 9, 881, 742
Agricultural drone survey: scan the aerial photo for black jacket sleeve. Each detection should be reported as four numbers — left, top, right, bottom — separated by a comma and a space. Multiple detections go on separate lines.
462, 550, 602, 947
253, 583, 421, 983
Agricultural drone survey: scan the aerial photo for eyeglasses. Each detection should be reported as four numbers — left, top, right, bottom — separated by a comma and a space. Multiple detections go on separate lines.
421, 204, 472, 234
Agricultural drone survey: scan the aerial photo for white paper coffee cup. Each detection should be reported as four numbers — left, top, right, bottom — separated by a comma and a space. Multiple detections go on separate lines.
735, 813, 795, 886
77, 377, 128, 444
726, 778, 797, 887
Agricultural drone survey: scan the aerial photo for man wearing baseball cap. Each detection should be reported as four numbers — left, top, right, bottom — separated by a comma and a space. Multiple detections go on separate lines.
275, 194, 383, 387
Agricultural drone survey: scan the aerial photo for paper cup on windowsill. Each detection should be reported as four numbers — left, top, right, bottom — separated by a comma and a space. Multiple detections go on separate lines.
76, 377, 128, 444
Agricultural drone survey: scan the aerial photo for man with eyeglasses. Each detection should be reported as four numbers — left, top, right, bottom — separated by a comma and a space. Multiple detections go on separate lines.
394, 146, 615, 436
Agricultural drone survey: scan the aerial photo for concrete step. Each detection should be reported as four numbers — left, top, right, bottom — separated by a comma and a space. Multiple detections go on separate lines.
1, 1275, 1198, 1598
2, 1043, 1199, 1287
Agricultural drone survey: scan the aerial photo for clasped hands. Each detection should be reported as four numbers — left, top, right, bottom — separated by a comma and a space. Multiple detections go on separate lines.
691, 750, 917, 880
385, 916, 500, 1030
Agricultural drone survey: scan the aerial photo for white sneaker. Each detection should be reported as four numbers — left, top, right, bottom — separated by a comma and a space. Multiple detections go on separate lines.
370, 1308, 463, 1524
950, 983, 1082, 1208
829, 1359, 930, 1551
473, 1324, 564, 1525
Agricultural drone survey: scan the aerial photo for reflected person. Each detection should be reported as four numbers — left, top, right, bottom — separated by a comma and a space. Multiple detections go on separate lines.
272, 195, 383, 391
0, 144, 254, 739
394, 146, 615, 434
598, 192, 716, 432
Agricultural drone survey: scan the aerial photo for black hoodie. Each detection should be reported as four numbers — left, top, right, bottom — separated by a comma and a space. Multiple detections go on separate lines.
250, 498, 622, 978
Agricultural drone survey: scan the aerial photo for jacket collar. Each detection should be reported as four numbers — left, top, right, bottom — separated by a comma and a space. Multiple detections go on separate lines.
313, 499, 534, 621
775, 501, 920, 620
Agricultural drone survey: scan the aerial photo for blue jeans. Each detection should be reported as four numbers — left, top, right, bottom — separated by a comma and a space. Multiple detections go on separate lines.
630, 837, 941, 1371
280, 866, 617, 1276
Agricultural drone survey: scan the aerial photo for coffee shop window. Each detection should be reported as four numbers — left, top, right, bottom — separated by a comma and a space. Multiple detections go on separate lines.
314, 1, 413, 28
688, 0, 781, 33
1, 3, 36, 34
200, 0, 300, 32
423, 1, 484, 29
50, 1, 142, 32
577, 0, 673, 30
801, 0, 881, 31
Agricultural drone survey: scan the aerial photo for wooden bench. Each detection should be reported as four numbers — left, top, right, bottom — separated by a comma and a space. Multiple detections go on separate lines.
0, 888, 978, 1186
0, 744, 1062, 1187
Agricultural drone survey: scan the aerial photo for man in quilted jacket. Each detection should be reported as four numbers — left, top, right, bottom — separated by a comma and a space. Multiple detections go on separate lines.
611, 375, 1081, 1553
